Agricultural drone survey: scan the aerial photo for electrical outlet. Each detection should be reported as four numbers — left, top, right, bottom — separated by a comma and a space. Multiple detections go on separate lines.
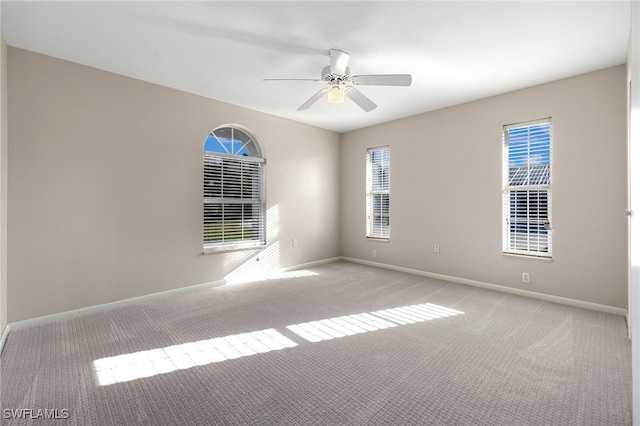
434, 244, 440, 254
372, 250, 377, 258
522, 272, 530, 284
292, 239, 298, 247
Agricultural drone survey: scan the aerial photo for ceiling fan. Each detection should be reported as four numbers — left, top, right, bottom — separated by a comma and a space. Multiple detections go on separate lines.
264, 49, 412, 112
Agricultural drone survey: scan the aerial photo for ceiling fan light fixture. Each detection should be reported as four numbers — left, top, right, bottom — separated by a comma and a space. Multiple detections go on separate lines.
267, 48, 409, 112
327, 84, 345, 105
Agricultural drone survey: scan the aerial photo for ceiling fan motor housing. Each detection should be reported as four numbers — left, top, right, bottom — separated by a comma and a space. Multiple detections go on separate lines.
321, 65, 352, 85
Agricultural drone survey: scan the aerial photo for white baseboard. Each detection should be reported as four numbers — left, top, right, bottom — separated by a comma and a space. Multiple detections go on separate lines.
6, 278, 226, 334
1, 256, 343, 338
341, 257, 628, 317
0, 323, 9, 356
279, 256, 342, 272
2, 255, 626, 354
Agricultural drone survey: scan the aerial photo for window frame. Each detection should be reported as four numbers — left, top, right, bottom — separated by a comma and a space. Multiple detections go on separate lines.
203, 125, 266, 254
502, 118, 552, 259
366, 146, 390, 241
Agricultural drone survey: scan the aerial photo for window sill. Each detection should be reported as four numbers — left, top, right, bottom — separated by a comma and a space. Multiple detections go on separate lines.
502, 252, 553, 262
203, 242, 266, 255
367, 237, 390, 242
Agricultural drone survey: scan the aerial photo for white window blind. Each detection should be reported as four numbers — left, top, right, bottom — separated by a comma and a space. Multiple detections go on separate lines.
366, 146, 390, 239
204, 126, 266, 253
502, 119, 552, 257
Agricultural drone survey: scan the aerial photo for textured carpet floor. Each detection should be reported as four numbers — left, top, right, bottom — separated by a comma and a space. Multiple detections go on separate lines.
0, 261, 632, 425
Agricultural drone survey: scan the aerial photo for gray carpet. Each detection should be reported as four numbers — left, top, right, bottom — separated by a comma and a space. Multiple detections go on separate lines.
0, 261, 631, 425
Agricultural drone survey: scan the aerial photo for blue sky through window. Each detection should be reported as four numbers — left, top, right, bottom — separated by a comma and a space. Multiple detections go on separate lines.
204, 134, 251, 156
508, 123, 550, 168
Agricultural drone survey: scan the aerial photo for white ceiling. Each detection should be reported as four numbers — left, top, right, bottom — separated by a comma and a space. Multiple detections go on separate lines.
1, 1, 632, 133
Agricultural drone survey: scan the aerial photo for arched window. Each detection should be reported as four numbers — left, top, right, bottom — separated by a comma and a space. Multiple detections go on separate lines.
203, 125, 266, 253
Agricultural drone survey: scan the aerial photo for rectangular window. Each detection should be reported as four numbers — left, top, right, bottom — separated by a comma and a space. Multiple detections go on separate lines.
502, 119, 552, 258
203, 153, 266, 252
366, 146, 390, 240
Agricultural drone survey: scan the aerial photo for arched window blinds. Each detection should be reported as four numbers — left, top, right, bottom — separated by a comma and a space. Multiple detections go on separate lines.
203, 125, 266, 253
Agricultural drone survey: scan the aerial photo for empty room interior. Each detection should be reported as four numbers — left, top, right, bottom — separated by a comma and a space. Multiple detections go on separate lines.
1, 1, 640, 425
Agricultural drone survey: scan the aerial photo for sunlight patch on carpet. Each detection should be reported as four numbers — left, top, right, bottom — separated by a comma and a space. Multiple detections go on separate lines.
225, 268, 318, 285
93, 329, 297, 386
286, 303, 464, 342
92, 302, 463, 386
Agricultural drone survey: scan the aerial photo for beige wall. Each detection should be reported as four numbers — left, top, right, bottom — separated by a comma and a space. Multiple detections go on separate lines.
5, 47, 629, 323
341, 66, 628, 309
0, 34, 7, 331
7, 48, 341, 322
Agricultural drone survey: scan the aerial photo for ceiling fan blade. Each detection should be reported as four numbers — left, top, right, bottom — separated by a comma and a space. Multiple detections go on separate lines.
330, 48, 350, 75
263, 78, 321, 82
352, 74, 412, 86
345, 87, 377, 112
297, 87, 329, 111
